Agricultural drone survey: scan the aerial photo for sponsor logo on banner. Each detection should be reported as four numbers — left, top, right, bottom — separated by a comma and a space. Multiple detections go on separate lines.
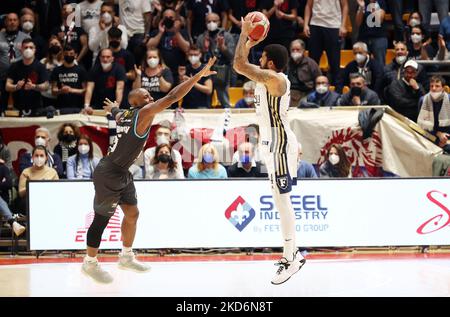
75, 209, 123, 243
225, 196, 256, 232
417, 190, 450, 234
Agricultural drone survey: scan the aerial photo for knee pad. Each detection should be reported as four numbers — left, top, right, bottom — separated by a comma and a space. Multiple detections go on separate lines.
86, 213, 111, 248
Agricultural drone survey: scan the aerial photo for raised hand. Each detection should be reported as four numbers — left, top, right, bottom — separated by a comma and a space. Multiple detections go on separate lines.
134, 64, 142, 77
103, 97, 119, 113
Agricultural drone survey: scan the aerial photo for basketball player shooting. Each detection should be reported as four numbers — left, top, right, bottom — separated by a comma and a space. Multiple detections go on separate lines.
233, 14, 306, 285
82, 57, 217, 284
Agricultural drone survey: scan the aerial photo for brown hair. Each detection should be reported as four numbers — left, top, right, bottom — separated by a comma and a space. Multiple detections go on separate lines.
327, 144, 351, 177
151, 143, 177, 170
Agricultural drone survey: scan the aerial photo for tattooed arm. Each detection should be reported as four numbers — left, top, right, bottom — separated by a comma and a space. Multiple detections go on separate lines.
233, 18, 285, 96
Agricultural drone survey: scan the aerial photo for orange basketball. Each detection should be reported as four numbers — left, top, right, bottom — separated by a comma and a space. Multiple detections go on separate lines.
245, 11, 270, 41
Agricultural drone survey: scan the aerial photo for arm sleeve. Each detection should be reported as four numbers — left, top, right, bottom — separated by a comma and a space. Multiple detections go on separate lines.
66, 156, 76, 179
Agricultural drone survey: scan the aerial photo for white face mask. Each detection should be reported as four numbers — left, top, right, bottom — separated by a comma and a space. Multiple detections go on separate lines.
188, 55, 200, 65
101, 62, 112, 71
244, 97, 254, 105
291, 52, 303, 61
147, 57, 159, 68
411, 34, 422, 44
355, 53, 366, 64
22, 21, 34, 32
102, 12, 112, 24
33, 156, 46, 167
316, 84, 328, 94
23, 48, 35, 59
156, 135, 169, 146
78, 144, 90, 155
207, 22, 218, 32
329, 153, 340, 165
430, 91, 443, 100
35, 137, 46, 147
395, 55, 407, 65
409, 19, 420, 27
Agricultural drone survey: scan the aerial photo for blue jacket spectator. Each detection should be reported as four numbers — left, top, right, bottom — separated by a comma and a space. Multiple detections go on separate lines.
300, 76, 340, 108
188, 143, 227, 179
66, 134, 100, 179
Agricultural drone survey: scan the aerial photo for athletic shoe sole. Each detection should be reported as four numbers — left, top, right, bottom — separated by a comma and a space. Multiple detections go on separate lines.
81, 266, 114, 284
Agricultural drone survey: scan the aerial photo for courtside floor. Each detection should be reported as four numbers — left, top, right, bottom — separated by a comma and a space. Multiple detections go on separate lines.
0, 253, 449, 297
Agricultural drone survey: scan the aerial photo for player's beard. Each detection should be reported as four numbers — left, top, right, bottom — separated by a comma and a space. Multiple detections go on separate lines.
260, 60, 268, 70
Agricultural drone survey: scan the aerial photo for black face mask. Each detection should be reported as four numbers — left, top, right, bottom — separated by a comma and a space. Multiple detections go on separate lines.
158, 154, 171, 163
62, 134, 77, 142
163, 18, 174, 29
64, 55, 75, 64
351, 86, 362, 97
49, 45, 61, 55
109, 40, 121, 49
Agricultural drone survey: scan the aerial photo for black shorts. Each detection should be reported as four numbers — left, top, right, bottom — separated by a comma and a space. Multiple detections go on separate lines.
93, 159, 137, 217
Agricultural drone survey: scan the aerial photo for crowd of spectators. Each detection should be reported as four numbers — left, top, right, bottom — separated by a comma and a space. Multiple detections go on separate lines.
1, 0, 450, 235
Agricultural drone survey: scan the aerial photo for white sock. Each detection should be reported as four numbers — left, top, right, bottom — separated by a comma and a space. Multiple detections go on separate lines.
85, 255, 97, 263
122, 246, 133, 255
273, 192, 297, 261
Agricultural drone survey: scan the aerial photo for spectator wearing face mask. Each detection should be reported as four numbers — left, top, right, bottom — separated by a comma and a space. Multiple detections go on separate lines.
337, 41, 383, 96
403, 12, 431, 45
232, 124, 262, 164
227, 142, 267, 178
385, 59, 425, 122
301, 75, 340, 108
133, 48, 174, 101
53, 123, 80, 178
234, 81, 256, 108
147, 9, 190, 78
287, 39, 321, 107
338, 73, 380, 106
18, 146, 59, 212
406, 25, 435, 61
146, 143, 184, 179
66, 134, 100, 179
319, 144, 351, 178
40, 36, 64, 109
104, 27, 136, 108
144, 122, 183, 179
5, 38, 49, 117
196, 13, 235, 108
19, 127, 63, 177
297, 142, 318, 178
89, 2, 128, 65
50, 3, 89, 66
383, 41, 429, 90
179, 45, 213, 109
51, 45, 88, 114
417, 76, 450, 154
20, 12, 46, 60
188, 143, 228, 179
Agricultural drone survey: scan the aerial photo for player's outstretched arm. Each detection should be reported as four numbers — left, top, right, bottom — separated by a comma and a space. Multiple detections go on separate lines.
140, 57, 217, 120
233, 18, 277, 85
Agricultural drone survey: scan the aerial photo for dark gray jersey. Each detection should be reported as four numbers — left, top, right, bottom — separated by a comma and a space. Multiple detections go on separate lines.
106, 108, 150, 169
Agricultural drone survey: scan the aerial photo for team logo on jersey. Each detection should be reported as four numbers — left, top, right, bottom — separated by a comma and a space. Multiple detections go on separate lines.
276, 175, 288, 190
225, 196, 255, 232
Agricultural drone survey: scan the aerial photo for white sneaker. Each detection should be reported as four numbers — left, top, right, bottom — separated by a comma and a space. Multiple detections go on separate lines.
82, 260, 114, 284
118, 252, 150, 272
12, 221, 25, 236
271, 251, 306, 285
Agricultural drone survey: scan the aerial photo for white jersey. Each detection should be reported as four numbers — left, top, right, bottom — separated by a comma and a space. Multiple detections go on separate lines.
254, 73, 298, 155
254, 73, 298, 194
